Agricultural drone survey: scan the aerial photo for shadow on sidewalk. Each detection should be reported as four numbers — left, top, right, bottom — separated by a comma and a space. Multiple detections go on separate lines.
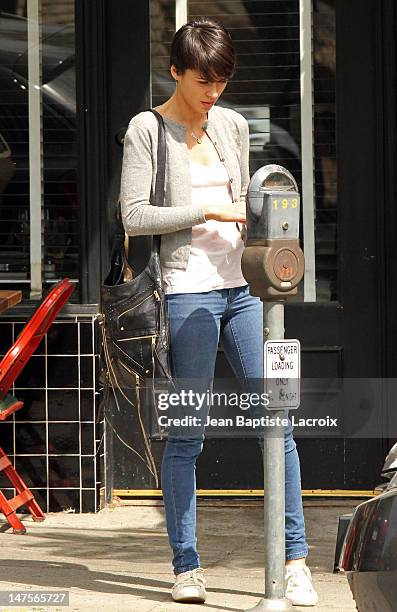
0, 522, 268, 571
0, 558, 262, 611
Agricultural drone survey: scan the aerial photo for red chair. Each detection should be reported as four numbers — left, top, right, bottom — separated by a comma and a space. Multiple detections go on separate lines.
0, 279, 74, 533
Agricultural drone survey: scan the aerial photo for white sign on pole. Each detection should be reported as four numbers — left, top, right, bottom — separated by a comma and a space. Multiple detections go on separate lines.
264, 339, 301, 409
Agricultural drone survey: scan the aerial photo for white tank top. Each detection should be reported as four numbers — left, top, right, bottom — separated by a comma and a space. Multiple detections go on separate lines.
162, 159, 247, 294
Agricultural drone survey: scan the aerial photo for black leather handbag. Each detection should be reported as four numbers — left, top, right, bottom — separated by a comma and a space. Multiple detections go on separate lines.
100, 110, 172, 389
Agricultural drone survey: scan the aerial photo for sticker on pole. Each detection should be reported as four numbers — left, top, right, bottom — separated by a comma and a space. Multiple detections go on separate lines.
264, 339, 300, 409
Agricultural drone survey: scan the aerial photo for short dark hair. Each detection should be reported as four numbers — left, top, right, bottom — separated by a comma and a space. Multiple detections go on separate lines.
170, 18, 236, 81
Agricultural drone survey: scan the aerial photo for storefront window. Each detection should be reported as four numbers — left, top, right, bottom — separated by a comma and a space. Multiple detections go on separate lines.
0, 0, 77, 299
150, 0, 337, 302
313, 0, 337, 301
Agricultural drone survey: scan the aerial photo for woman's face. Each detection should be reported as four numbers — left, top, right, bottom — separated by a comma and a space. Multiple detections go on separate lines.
171, 66, 228, 115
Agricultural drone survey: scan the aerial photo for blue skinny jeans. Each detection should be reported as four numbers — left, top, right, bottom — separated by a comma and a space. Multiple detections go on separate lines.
161, 285, 309, 575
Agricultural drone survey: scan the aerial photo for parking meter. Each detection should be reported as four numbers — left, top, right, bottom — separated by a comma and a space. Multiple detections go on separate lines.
243, 165, 304, 611
241, 164, 304, 299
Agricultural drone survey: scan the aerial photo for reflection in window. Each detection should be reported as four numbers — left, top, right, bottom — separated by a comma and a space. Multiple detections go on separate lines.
313, 0, 337, 301
0, 1, 78, 298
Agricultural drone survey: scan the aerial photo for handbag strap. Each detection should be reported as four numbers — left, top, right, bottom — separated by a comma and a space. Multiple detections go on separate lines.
149, 109, 166, 255
113, 109, 166, 257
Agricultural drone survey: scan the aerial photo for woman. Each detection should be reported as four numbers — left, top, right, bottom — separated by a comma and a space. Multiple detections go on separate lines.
120, 18, 318, 607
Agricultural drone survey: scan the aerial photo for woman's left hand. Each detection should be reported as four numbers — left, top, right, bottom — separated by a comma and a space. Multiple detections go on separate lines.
203, 202, 246, 223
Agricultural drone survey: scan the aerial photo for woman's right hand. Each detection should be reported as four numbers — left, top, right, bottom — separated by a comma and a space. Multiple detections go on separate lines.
202, 202, 246, 223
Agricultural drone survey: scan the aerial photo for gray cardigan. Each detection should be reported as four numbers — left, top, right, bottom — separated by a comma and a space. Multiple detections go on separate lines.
120, 105, 249, 269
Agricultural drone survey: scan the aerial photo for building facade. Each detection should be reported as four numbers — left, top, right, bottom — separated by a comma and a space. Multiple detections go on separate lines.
0, 0, 396, 511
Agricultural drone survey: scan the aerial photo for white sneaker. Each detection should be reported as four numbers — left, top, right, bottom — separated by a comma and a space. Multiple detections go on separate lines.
172, 568, 207, 603
285, 565, 318, 606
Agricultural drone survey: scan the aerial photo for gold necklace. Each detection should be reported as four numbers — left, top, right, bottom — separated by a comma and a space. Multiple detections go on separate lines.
191, 129, 204, 144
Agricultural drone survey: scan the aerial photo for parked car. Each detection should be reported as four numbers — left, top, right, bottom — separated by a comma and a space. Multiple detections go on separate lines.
338, 442, 397, 612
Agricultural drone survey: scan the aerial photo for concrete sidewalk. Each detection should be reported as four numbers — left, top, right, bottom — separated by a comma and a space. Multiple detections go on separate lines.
0, 499, 358, 611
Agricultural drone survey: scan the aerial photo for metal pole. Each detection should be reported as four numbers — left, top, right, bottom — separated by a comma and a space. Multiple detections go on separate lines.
247, 301, 292, 611
28, 0, 43, 298
175, 0, 187, 30
299, 0, 316, 302
263, 302, 289, 600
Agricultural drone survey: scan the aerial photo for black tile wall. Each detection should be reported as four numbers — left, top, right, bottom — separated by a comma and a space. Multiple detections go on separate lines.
80, 322, 93, 355
48, 356, 78, 388
81, 423, 95, 455
0, 318, 102, 513
82, 490, 95, 513
0, 322, 12, 354
14, 390, 46, 421
80, 357, 94, 388
48, 423, 80, 455
15, 423, 46, 454
0, 423, 13, 455
98, 454, 105, 489
0, 457, 14, 488
49, 456, 80, 487
46, 323, 78, 355
49, 489, 80, 512
1, 488, 15, 500
81, 456, 95, 488
48, 390, 79, 421
80, 390, 95, 421
16, 356, 45, 389
94, 390, 103, 423
20, 488, 48, 513
15, 456, 48, 488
